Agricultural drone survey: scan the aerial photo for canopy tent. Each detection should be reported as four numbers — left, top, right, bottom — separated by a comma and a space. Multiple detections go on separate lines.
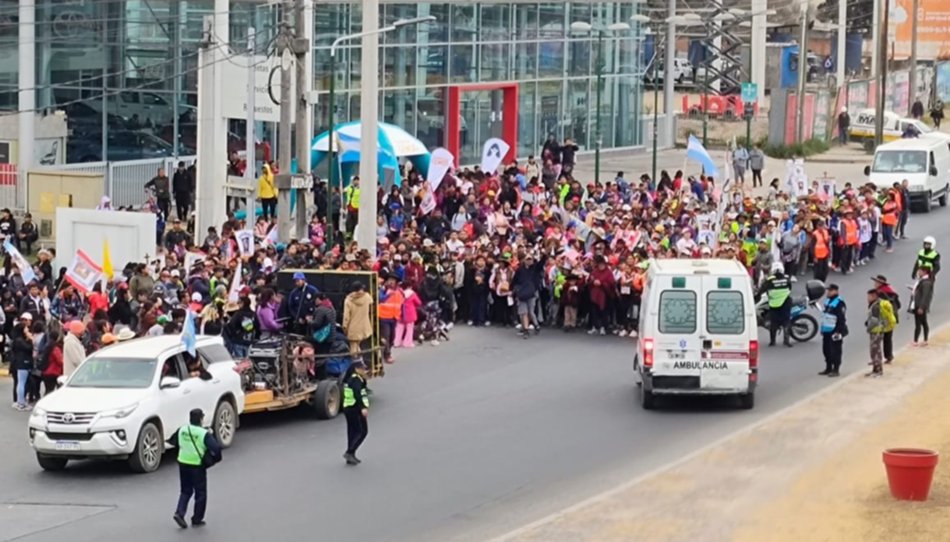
311, 121, 431, 187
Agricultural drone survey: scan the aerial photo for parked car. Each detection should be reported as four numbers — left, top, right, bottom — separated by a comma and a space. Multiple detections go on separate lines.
67, 130, 194, 163
63, 102, 126, 136
158, 123, 267, 160
85, 91, 197, 128
644, 57, 691, 85
28, 336, 245, 473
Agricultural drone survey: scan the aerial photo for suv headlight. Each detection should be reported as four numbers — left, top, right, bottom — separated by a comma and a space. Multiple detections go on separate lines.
100, 403, 139, 419
30, 407, 47, 419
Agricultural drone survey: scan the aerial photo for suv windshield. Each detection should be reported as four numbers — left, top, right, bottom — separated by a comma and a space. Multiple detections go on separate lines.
872, 150, 927, 174
68, 358, 157, 389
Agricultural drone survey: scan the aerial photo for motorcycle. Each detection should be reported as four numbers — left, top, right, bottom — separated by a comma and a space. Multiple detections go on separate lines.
756, 280, 826, 342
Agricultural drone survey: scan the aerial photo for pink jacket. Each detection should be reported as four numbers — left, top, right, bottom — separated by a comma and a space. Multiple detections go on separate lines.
399, 290, 422, 323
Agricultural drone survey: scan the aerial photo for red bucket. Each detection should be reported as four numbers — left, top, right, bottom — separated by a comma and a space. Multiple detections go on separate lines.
882, 448, 940, 501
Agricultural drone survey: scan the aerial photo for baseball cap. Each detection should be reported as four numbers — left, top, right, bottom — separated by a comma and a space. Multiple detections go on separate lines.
293, 271, 306, 281
19, 312, 32, 320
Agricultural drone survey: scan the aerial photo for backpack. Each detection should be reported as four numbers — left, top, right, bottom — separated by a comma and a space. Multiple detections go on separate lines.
880, 300, 897, 333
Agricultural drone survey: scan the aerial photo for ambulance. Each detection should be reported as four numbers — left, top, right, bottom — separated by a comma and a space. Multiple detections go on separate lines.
634, 259, 758, 410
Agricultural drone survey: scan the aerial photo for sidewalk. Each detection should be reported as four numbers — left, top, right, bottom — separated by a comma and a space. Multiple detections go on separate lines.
496, 327, 950, 542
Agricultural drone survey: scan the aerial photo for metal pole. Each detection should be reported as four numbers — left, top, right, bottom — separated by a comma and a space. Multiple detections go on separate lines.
245, 27, 257, 224
746, 109, 752, 147
664, 0, 676, 148
751, 0, 767, 102
595, 31, 603, 185
277, 3, 294, 242
870, 0, 880, 77
327, 50, 336, 249
908, 0, 919, 116
652, 49, 659, 183
874, 0, 888, 147
295, 0, 311, 239
355, 0, 380, 252
18, 0, 35, 186
796, 2, 809, 145
702, 35, 710, 146
836, 0, 847, 89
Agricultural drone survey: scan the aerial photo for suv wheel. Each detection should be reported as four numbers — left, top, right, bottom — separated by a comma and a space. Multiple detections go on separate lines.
213, 399, 237, 448
128, 421, 163, 473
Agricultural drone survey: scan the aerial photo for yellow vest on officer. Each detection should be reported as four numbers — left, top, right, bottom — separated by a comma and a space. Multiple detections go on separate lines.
343, 374, 369, 409
177, 425, 208, 466
765, 274, 792, 308
343, 185, 360, 210
918, 248, 939, 270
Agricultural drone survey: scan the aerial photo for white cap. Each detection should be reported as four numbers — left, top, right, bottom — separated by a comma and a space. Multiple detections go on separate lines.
19, 312, 32, 320
191, 292, 202, 302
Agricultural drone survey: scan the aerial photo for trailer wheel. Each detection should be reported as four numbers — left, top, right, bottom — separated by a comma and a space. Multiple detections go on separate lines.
310, 380, 341, 420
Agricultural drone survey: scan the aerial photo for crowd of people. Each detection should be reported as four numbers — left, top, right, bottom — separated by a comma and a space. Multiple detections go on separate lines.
2, 134, 941, 410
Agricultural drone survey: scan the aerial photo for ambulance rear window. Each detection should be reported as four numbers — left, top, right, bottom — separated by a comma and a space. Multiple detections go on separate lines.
658, 290, 697, 334
706, 291, 745, 334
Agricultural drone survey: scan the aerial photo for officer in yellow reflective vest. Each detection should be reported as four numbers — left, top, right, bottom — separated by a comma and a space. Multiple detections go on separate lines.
342, 177, 361, 235
758, 262, 793, 348
912, 236, 941, 280
343, 360, 370, 466
173, 408, 222, 529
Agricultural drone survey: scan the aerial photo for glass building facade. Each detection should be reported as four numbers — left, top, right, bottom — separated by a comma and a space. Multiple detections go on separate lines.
0, 1, 646, 166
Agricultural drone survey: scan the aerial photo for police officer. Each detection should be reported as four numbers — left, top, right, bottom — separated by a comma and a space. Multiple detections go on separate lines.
758, 262, 793, 347
912, 236, 941, 279
342, 360, 370, 466
284, 271, 318, 334
819, 283, 848, 377
173, 408, 221, 529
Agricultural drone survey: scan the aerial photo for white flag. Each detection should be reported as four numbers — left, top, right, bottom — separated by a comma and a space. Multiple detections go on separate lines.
64, 250, 104, 294
228, 260, 243, 302
427, 148, 454, 191
235, 229, 255, 257
479, 138, 510, 174
420, 190, 437, 215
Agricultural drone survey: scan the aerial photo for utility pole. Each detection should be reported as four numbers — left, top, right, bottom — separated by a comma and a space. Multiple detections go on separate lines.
664, 0, 676, 148
276, 1, 295, 242
294, 0, 312, 238
594, 30, 604, 185
836, 0, 847, 90
355, 0, 381, 252
907, 0, 919, 116
18, 0, 35, 200
795, 2, 810, 145
244, 27, 257, 222
874, 0, 889, 147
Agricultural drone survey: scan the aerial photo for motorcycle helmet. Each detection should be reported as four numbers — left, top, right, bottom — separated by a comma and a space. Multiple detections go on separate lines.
924, 236, 936, 248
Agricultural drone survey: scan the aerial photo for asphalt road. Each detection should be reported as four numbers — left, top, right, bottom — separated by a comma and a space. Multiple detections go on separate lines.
1, 155, 947, 542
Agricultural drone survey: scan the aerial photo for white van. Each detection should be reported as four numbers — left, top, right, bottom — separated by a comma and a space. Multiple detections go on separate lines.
864, 135, 950, 212
634, 259, 758, 410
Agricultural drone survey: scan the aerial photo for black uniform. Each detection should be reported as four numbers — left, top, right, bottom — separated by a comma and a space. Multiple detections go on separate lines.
342, 367, 369, 464
819, 294, 848, 376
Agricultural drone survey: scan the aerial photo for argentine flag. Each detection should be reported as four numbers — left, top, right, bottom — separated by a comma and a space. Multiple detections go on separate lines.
686, 135, 719, 178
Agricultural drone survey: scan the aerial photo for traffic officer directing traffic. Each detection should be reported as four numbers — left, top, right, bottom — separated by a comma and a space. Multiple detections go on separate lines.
172, 408, 222, 529
759, 262, 794, 347
912, 236, 941, 280
343, 360, 370, 466
819, 283, 848, 377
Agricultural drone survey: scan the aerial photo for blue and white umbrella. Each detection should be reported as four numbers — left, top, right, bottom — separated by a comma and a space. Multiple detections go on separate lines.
311, 121, 431, 186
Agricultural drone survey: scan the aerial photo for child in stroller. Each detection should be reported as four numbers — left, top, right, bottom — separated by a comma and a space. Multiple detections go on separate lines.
416, 300, 450, 345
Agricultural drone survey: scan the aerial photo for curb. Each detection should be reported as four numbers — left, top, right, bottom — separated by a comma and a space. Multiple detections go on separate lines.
490, 322, 946, 542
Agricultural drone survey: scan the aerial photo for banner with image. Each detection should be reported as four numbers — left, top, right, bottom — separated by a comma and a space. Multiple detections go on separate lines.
427, 148, 454, 191
479, 138, 510, 174
64, 250, 103, 294
235, 229, 255, 257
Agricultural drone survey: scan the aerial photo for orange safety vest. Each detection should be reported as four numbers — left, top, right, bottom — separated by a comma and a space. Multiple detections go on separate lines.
882, 201, 898, 226
378, 289, 405, 320
844, 219, 859, 245
814, 229, 830, 259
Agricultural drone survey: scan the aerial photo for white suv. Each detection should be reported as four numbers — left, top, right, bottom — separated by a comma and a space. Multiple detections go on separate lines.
28, 336, 245, 473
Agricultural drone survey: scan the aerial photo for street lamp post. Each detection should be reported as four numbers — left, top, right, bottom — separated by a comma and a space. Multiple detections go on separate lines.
570, 21, 630, 185
324, 15, 434, 249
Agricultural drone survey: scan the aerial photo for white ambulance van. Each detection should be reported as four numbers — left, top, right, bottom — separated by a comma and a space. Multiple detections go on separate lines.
634, 259, 758, 410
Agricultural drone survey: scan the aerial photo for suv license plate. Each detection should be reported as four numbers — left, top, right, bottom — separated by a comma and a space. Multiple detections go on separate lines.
54, 441, 80, 451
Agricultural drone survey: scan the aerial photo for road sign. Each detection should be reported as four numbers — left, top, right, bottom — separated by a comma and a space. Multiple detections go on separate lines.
741, 82, 758, 104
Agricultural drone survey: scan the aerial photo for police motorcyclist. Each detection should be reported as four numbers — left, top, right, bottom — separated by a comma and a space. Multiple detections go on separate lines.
282, 271, 318, 335
912, 236, 940, 279
758, 262, 793, 347
818, 283, 848, 377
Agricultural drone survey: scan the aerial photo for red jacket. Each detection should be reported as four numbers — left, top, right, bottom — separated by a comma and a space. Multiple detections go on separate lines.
43, 345, 63, 377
